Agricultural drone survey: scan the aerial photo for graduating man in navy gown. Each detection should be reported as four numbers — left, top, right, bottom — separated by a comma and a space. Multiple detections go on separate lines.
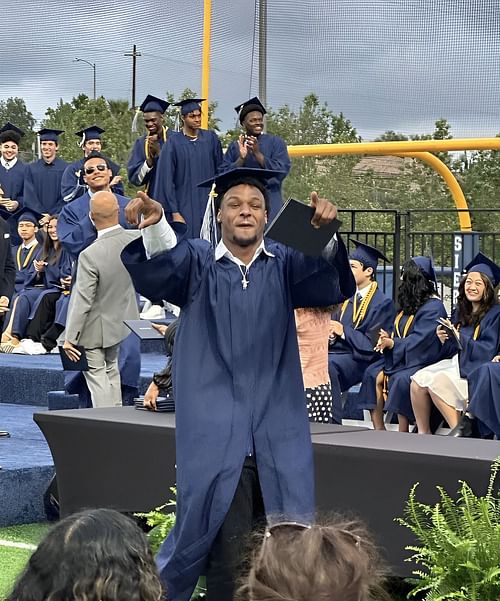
58, 152, 140, 405
127, 95, 172, 200
156, 98, 222, 237
0, 123, 28, 241
24, 128, 68, 218
122, 167, 355, 601
60, 126, 124, 203
221, 96, 291, 221
328, 240, 396, 423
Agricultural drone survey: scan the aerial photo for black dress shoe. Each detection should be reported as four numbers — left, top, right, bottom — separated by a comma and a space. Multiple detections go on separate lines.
448, 415, 477, 438
0, 431, 10, 438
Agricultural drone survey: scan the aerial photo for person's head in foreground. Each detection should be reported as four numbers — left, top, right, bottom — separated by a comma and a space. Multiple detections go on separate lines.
6, 508, 163, 601
237, 518, 389, 601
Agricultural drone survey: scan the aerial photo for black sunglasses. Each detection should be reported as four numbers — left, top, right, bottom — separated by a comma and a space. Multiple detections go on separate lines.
84, 164, 108, 175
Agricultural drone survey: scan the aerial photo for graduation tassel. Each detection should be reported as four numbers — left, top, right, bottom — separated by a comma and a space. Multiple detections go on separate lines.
131, 108, 141, 133
200, 183, 218, 246
36, 134, 41, 159
174, 108, 181, 132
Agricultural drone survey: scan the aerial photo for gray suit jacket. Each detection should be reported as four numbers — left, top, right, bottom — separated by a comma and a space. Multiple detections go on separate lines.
65, 227, 140, 349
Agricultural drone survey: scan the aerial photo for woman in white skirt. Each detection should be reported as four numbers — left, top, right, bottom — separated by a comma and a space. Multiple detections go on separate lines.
410, 253, 500, 434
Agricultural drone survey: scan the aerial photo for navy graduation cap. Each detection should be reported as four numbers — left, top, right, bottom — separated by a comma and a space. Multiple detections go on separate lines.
173, 98, 205, 116
234, 96, 267, 124
0, 122, 25, 137
75, 125, 105, 143
199, 167, 283, 194
139, 95, 170, 114
413, 255, 437, 285
38, 128, 64, 142
464, 252, 500, 287
17, 208, 43, 226
349, 239, 389, 271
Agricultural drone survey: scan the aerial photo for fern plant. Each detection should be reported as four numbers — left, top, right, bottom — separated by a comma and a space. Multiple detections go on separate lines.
136, 487, 206, 599
397, 456, 500, 600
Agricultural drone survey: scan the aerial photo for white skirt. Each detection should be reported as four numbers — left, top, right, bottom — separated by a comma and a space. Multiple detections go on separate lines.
411, 355, 468, 411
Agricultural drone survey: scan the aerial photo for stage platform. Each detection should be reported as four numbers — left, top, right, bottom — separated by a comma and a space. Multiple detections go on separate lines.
35, 406, 500, 576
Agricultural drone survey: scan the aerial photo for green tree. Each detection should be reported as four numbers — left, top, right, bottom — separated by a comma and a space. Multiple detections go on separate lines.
0, 97, 36, 159
374, 130, 409, 142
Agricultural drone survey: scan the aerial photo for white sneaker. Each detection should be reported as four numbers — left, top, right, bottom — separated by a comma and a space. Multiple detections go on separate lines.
16, 339, 47, 355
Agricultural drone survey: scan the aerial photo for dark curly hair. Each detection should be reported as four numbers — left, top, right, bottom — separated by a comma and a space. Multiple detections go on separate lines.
455, 272, 496, 327
6, 508, 163, 601
152, 319, 178, 394
237, 516, 390, 601
397, 259, 436, 315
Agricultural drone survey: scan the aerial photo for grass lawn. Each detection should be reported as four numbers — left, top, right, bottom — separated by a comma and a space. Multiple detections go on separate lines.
0, 522, 51, 599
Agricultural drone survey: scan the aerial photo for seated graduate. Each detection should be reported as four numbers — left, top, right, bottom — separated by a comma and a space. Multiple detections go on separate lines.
0, 123, 27, 243
10, 209, 43, 295
328, 240, 396, 423
60, 125, 124, 204
121, 166, 355, 601
295, 305, 337, 424
411, 253, 500, 435
127, 95, 173, 199
357, 256, 447, 432
0, 214, 72, 353
143, 319, 178, 411
220, 96, 291, 221
466, 354, 500, 438
24, 128, 68, 218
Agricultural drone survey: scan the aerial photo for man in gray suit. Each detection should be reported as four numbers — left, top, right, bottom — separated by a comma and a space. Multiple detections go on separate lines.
63, 191, 140, 407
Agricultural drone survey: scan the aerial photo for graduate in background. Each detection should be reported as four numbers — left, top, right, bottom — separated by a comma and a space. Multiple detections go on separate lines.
221, 96, 291, 221
411, 253, 500, 435
121, 167, 355, 601
60, 126, 124, 203
155, 98, 223, 238
127, 95, 172, 200
0, 123, 28, 241
24, 129, 68, 218
328, 240, 396, 423
466, 355, 500, 438
10, 210, 42, 294
357, 256, 447, 431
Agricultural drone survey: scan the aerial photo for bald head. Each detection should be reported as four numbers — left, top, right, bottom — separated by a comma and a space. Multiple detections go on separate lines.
90, 191, 120, 230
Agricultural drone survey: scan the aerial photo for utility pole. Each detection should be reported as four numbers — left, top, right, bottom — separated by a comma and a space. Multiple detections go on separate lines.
258, 0, 267, 130
124, 45, 141, 110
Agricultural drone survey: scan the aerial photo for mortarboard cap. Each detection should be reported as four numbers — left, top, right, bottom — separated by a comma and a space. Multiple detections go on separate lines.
38, 128, 64, 142
139, 95, 170, 114
412, 255, 437, 285
17, 208, 43, 226
173, 98, 205, 116
349, 239, 389, 271
235, 96, 267, 124
463, 252, 500, 287
198, 167, 283, 194
0, 122, 25, 137
75, 125, 105, 144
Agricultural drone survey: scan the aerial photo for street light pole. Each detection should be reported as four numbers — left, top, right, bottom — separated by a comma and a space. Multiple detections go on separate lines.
74, 58, 96, 100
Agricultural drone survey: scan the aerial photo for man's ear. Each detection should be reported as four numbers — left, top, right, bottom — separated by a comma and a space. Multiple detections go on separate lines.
217, 211, 221, 223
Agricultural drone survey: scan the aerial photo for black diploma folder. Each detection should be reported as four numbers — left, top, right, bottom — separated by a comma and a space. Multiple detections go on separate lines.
124, 319, 164, 340
58, 345, 89, 371
436, 318, 463, 350
265, 197, 342, 257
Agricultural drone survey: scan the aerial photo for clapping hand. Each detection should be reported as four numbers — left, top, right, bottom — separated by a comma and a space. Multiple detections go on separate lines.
374, 328, 394, 353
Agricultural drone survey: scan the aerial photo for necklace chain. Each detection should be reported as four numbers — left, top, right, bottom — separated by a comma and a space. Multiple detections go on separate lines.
238, 264, 249, 290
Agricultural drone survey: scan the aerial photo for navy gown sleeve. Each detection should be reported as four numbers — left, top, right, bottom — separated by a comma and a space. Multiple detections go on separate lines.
58, 201, 96, 258
343, 295, 396, 362
121, 232, 207, 307
61, 161, 86, 203
156, 140, 177, 212
459, 305, 500, 378
127, 137, 148, 187
108, 159, 125, 196
220, 140, 240, 173
384, 298, 447, 373
259, 135, 291, 181
23, 165, 40, 212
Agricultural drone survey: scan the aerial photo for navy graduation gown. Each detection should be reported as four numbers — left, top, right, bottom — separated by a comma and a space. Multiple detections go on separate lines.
357, 297, 447, 420
60, 157, 124, 203
12, 242, 42, 293
221, 133, 291, 221
127, 129, 173, 199
0, 160, 27, 243
121, 235, 355, 601
156, 129, 223, 238
328, 287, 396, 421
468, 361, 500, 438
24, 158, 68, 215
58, 191, 131, 259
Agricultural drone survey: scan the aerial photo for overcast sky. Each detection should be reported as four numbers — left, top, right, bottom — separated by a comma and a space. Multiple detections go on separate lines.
1, 0, 499, 140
